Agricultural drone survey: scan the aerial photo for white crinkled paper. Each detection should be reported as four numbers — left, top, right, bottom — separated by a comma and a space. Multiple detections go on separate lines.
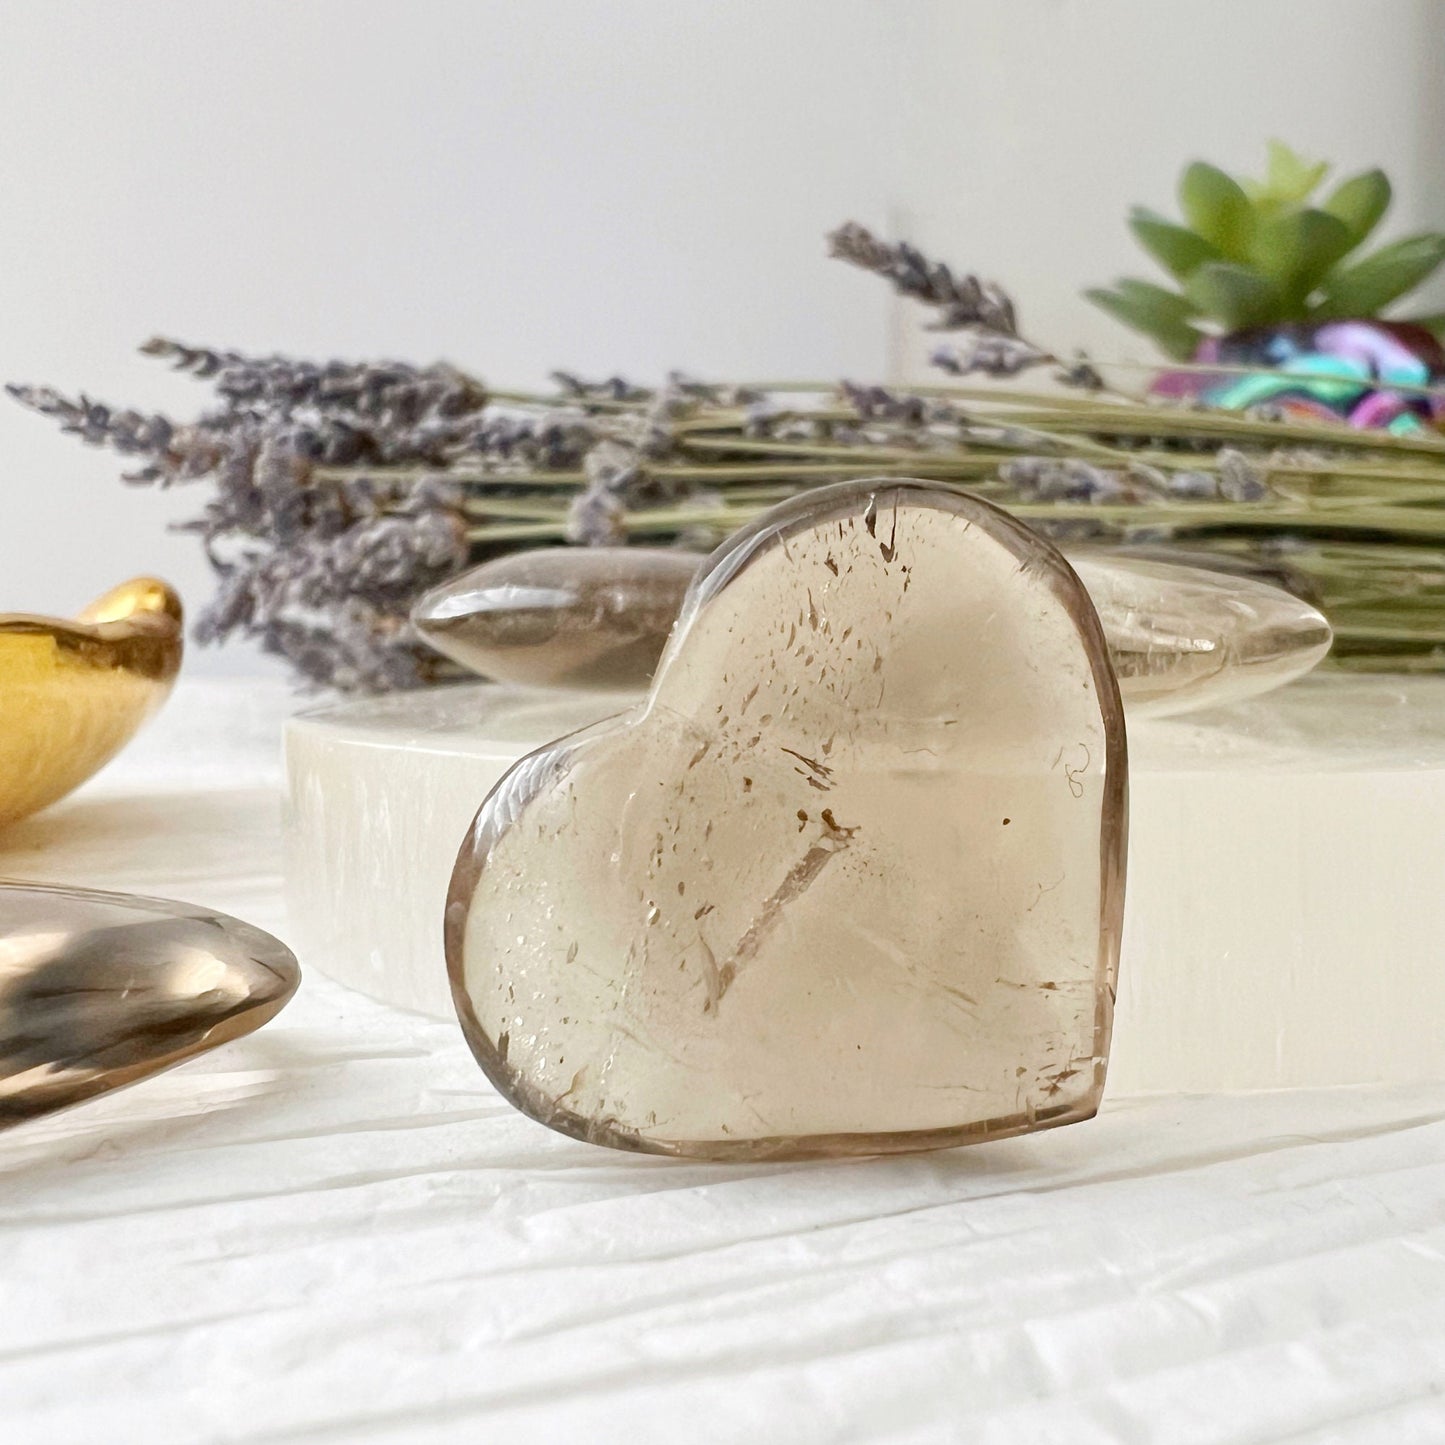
1, 679, 1442, 1443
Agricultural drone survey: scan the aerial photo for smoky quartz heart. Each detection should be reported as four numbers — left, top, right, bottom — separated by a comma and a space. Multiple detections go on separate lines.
447, 480, 1127, 1160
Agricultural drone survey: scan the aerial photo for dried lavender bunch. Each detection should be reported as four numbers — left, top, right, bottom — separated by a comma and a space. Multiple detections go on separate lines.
8, 373, 486, 491
1001, 457, 1158, 505
827, 222, 1019, 335
660, 372, 765, 409
1216, 448, 1270, 502
999, 449, 1275, 507
562, 375, 739, 541
841, 382, 931, 426
143, 337, 490, 427
836, 383, 1056, 457
828, 221, 1104, 391
5, 385, 175, 460
550, 370, 764, 412
4, 382, 242, 486
460, 411, 600, 469
550, 371, 650, 405
9, 345, 490, 688
930, 335, 1048, 379
198, 589, 435, 693
8, 346, 741, 688
191, 476, 467, 689
13, 308, 1445, 690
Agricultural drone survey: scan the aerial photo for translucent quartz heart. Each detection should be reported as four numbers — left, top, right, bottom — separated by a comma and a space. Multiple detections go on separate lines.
414, 542, 1331, 717
0, 882, 300, 1127
447, 479, 1128, 1159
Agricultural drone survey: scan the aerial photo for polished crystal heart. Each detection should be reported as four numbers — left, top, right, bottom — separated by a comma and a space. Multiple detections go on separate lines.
447, 479, 1128, 1159
413, 541, 1330, 716
0, 881, 300, 1127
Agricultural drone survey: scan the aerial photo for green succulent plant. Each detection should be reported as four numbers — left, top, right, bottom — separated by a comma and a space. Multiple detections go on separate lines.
1087, 141, 1445, 359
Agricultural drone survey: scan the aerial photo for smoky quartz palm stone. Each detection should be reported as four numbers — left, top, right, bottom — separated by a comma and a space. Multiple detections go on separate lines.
0, 882, 300, 1127
413, 543, 1332, 717
447, 479, 1127, 1159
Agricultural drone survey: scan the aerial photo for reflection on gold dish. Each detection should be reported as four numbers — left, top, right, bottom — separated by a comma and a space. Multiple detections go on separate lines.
0, 881, 300, 1127
0, 578, 183, 829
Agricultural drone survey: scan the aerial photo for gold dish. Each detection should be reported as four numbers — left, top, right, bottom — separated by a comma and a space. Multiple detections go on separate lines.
0, 578, 183, 828
0, 879, 300, 1127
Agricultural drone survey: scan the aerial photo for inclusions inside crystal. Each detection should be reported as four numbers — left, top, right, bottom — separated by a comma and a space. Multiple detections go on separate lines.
447, 479, 1127, 1159
414, 542, 1331, 717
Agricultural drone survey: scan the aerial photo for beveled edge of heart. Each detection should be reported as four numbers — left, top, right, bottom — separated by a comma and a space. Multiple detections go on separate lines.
445, 478, 1129, 1160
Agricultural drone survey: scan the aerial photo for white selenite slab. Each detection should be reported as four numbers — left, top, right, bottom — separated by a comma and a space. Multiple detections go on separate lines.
283, 675, 1445, 1094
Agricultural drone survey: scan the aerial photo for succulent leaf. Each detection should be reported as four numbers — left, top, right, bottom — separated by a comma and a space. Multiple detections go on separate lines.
1312, 234, 1445, 319
1180, 162, 1256, 260
1084, 284, 1203, 359
1249, 208, 1355, 308
1257, 140, 1329, 210
1098, 146, 1443, 355
1128, 208, 1221, 281
1183, 262, 1283, 332
1323, 168, 1392, 246
1114, 277, 1199, 322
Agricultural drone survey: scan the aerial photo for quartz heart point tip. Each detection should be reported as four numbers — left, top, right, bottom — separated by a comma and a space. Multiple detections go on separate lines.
448, 479, 1127, 1160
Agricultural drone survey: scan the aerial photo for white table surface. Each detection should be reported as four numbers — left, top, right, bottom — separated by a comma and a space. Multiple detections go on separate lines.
1, 678, 1443, 1445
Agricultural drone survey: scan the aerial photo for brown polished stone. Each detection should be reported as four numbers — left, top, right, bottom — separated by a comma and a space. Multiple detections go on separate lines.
0, 881, 300, 1127
447, 479, 1128, 1159
414, 541, 1331, 715
1067, 550, 1332, 717
413, 548, 701, 690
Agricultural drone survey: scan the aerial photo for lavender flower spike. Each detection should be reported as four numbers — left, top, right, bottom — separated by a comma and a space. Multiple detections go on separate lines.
827, 221, 1019, 335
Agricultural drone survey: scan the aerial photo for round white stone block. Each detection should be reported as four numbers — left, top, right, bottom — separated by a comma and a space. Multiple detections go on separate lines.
283, 676, 1445, 1094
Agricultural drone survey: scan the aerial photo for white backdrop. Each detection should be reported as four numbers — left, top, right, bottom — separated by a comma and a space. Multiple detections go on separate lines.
2, 0, 1441, 674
